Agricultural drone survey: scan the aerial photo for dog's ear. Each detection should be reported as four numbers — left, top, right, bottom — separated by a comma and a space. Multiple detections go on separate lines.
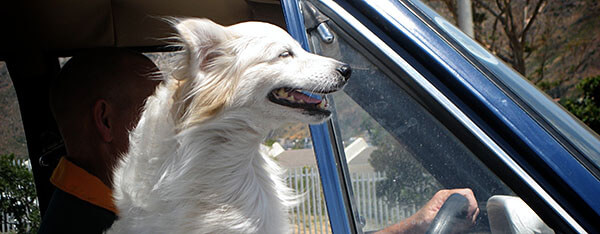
175, 18, 229, 78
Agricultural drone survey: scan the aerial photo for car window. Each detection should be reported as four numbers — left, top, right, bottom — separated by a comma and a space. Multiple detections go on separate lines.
299, 1, 557, 232
268, 123, 333, 234
1, 61, 36, 232
0, 62, 29, 160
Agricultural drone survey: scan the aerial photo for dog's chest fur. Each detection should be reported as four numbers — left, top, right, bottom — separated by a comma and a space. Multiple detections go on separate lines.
109, 80, 292, 234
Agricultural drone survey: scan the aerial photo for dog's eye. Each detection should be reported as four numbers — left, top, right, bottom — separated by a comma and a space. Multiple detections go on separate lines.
279, 51, 292, 58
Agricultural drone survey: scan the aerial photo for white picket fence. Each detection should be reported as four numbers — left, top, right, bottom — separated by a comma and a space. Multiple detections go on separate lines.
349, 172, 418, 231
1, 212, 22, 233
285, 168, 417, 233
286, 167, 331, 234
2, 162, 416, 233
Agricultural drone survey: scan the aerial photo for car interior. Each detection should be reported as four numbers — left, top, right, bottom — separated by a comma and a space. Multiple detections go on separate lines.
0, 0, 286, 217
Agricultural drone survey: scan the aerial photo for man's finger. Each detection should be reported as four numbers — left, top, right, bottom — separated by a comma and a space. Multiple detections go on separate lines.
447, 188, 479, 221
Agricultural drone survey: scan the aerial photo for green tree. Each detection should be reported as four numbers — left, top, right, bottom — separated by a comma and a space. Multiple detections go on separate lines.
366, 124, 440, 207
0, 154, 40, 233
369, 142, 439, 206
561, 75, 600, 133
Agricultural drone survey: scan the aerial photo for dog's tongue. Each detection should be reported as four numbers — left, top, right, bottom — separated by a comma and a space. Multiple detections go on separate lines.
291, 90, 321, 104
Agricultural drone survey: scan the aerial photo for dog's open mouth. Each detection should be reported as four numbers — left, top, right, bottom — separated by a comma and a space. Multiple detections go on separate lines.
268, 88, 333, 115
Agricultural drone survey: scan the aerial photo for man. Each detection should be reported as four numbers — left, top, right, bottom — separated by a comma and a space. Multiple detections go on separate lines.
39, 48, 160, 233
40, 48, 477, 233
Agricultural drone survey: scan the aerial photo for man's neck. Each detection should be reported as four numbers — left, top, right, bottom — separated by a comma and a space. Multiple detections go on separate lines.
65, 153, 113, 189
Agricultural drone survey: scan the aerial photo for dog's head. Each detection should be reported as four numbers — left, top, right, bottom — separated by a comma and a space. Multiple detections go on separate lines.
171, 18, 350, 128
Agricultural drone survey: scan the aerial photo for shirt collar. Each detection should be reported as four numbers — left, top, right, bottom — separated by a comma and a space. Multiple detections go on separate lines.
50, 157, 118, 214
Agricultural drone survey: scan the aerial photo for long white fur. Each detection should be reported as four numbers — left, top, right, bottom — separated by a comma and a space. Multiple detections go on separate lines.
108, 18, 348, 234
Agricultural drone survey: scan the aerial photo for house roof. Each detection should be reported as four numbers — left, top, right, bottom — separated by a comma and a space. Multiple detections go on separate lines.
272, 137, 376, 171
274, 148, 316, 169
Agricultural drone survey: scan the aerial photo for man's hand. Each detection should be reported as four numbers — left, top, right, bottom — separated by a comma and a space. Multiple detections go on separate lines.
376, 188, 479, 234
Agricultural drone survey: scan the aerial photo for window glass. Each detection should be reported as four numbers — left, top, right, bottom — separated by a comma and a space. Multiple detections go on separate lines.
1, 61, 36, 232
304, 10, 555, 233
266, 123, 332, 234
0, 62, 28, 159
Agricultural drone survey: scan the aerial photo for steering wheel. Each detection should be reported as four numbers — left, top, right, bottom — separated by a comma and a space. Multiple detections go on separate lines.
425, 193, 470, 234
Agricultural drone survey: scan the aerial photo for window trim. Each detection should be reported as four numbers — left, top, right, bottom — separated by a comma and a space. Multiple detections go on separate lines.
282, 0, 356, 233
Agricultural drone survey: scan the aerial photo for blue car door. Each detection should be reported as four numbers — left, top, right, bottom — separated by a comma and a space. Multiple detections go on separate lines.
281, 0, 600, 233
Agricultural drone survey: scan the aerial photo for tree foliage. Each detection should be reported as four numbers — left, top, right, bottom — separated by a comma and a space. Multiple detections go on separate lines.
425, 0, 600, 100
426, 0, 547, 75
561, 76, 600, 133
366, 123, 440, 206
331, 92, 441, 206
425, 0, 600, 133
0, 154, 40, 233
369, 142, 439, 206
472, 0, 547, 75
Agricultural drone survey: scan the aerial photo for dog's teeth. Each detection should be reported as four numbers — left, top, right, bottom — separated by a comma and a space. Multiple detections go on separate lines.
278, 89, 288, 98
319, 99, 328, 108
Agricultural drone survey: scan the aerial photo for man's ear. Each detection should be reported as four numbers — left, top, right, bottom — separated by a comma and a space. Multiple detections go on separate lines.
93, 99, 113, 142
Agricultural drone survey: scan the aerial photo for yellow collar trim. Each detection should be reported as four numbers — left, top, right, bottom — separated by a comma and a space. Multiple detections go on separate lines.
50, 157, 118, 214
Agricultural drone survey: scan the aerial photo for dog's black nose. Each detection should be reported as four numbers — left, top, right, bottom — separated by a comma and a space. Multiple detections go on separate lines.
337, 64, 352, 80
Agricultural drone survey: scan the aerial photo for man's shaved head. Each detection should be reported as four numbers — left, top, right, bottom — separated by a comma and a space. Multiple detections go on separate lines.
50, 48, 160, 186
51, 48, 158, 125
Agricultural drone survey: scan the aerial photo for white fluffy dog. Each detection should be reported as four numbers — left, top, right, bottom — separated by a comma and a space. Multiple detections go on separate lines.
108, 18, 351, 234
